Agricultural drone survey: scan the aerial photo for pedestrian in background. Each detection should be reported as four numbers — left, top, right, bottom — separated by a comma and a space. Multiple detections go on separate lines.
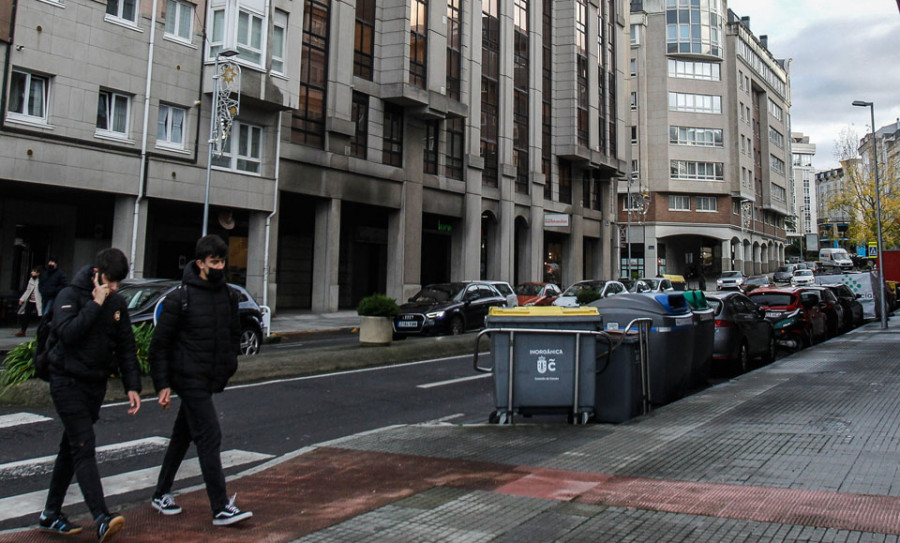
39, 248, 141, 542
15, 265, 43, 337
149, 234, 252, 526
39, 256, 68, 314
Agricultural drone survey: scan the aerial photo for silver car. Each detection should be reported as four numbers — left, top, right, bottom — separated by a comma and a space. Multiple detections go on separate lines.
706, 291, 775, 374
552, 280, 627, 307
716, 271, 745, 290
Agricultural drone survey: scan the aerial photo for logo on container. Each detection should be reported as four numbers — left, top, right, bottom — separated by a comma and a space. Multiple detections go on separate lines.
536, 355, 557, 374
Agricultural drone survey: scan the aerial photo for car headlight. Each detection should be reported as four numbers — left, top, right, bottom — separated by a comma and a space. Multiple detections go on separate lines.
425, 310, 445, 319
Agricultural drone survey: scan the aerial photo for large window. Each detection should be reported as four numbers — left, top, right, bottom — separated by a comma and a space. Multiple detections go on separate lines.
665, 0, 723, 57
291, 0, 329, 148
670, 160, 724, 181
480, 0, 499, 187
106, 0, 137, 24
559, 160, 572, 205
768, 98, 783, 121
445, 117, 464, 180
165, 0, 194, 42
770, 154, 785, 175
409, 0, 427, 88
424, 120, 439, 174
542, 0, 552, 200
668, 92, 721, 114
211, 121, 262, 173
768, 126, 784, 149
575, 0, 588, 146
382, 103, 403, 167
208, 0, 268, 66
669, 126, 723, 147
446, 0, 462, 100
772, 183, 786, 202
157, 104, 186, 148
8, 70, 48, 122
96, 90, 130, 137
354, 0, 375, 79
696, 196, 717, 212
668, 195, 690, 211
271, 10, 287, 75
513, 0, 529, 194
350, 92, 368, 159
668, 59, 720, 80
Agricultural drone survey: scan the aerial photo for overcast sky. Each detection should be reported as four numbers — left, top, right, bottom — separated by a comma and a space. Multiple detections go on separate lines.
726, 0, 900, 171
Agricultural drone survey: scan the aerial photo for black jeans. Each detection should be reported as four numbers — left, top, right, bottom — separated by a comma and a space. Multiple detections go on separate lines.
46, 376, 109, 520
17, 302, 37, 333
155, 389, 228, 513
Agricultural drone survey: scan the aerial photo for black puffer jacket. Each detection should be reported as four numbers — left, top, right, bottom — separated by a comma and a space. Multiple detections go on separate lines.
39, 266, 68, 301
49, 266, 141, 392
149, 263, 240, 394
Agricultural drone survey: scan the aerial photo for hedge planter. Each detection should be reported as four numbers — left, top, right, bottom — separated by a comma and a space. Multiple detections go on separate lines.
359, 316, 393, 346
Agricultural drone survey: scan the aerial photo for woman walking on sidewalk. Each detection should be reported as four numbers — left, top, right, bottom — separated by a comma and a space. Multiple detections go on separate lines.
15, 266, 43, 337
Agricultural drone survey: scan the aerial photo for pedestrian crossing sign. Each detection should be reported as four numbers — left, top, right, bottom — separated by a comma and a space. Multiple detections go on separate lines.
868, 242, 878, 259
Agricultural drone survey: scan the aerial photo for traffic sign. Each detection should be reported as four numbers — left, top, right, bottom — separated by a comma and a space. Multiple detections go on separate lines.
868, 242, 878, 259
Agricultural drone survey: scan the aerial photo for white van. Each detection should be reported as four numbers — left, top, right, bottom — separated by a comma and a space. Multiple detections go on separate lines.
818, 248, 853, 270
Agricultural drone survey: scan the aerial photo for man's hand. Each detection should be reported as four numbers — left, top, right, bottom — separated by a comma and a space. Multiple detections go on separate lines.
92, 272, 110, 306
158, 388, 172, 410
127, 391, 141, 415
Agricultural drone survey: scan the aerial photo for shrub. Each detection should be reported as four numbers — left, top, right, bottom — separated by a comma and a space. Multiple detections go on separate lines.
575, 289, 601, 305
132, 322, 154, 375
356, 294, 400, 317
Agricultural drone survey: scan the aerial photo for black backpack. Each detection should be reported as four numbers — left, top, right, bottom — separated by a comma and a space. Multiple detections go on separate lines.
33, 309, 56, 382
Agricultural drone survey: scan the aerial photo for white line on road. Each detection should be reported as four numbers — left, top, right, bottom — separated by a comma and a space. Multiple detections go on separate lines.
0, 413, 52, 429
417, 374, 491, 389
0, 449, 274, 522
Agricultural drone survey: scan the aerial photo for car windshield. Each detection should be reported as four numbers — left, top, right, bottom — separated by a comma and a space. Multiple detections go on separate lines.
776, 266, 788, 273
411, 284, 463, 303
642, 279, 661, 289
562, 282, 605, 296
745, 277, 768, 285
749, 293, 794, 307
117, 284, 173, 310
721, 271, 741, 278
795, 270, 813, 277
515, 283, 543, 296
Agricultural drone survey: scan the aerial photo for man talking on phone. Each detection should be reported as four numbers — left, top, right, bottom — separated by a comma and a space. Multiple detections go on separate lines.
38, 248, 141, 543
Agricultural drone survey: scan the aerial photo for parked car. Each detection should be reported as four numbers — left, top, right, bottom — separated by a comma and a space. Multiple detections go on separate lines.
706, 291, 775, 374
773, 265, 797, 284
821, 283, 865, 330
716, 271, 745, 290
514, 282, 561, 306
790, 268, 816, 287
117, 278, 264, 356
799, 286, 847, 338
631, 277, 675, 293
741, 275, 773, 294
484, 280, 518, 307
748, 286, 828, 351
552, 280, 628, 307
393, 281, 507, 337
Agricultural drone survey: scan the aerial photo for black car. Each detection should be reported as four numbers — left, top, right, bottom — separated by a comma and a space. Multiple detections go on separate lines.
706, 291, 775, 374
799, 286, 847, 338
821, 283, 865, 331
393, 282, 507, 337
117, 279, 264, 355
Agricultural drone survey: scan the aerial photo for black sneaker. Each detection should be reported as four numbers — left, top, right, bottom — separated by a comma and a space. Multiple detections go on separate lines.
96, 514, 125, 543
212, 493, 252, 526
151, 493, 183, 515
38, 511, 82, 535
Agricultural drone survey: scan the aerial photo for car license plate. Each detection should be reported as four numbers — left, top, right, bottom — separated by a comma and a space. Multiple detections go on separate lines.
397, 321, 418, 328
766, 312, 780, 319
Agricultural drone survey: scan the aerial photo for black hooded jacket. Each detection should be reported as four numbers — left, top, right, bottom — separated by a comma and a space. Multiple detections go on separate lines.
149, 262, 240, 394
49, 266, 141, 391
39, 266, 68, 301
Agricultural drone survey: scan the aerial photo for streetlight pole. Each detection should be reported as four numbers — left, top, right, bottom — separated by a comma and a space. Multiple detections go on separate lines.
203, 49, 239, 236
852, 100, 887, 329
626, 173, 632, 280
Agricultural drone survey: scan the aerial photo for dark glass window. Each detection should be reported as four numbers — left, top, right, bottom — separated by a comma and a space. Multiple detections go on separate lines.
409, 0, 427, 88
480, 0, 499, 187
542, 0, 552, 200
350, 92, 368, 159
382, 103, 404, 167
354, 0, 375, 79
291, 0, 330, 148
559, 160, 572, 204
445, 117, 464, 180
424, 119, 439, 174
446, 0, 462, 100
513, 0, 529, 194
576, 0, 588, 146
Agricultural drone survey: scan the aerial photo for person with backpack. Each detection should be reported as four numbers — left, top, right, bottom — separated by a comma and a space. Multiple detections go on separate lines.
15, 265, 43, 337
38, 248, 141, 542
148, 234, 252, 526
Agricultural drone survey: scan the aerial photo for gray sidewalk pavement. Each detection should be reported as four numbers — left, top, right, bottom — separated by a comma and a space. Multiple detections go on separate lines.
4, 320, 900, 542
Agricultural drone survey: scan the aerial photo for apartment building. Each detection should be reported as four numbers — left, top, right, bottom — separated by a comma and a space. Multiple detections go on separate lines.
625, 0, 790, 280
815, 165, 853, 249
1, 0, 631, 313
789, 131, 817, 245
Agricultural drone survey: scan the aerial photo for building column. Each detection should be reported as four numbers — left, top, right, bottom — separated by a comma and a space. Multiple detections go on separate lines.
312, 199, 341, 312
732, 241, 743, 274
529, 205, 544, 282
388, 182, 423, 303
112, 196, 147, 278
246, 210, 268, 306
461, 194, 483, 280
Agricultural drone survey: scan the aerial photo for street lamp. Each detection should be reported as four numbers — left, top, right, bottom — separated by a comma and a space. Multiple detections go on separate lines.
852, 100, 887, 329
203, 48, 240, 236
626, 171, 639, 279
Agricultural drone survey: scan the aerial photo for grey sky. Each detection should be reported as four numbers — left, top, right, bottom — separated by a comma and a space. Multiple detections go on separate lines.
727, 0, 900, 170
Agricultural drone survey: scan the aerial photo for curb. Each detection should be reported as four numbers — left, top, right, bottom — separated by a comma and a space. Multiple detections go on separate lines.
0, 334, 490, 408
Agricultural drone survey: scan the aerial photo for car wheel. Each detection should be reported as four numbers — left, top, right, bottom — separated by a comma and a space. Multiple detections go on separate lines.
240, 327, 260, 356
450, 316, 464, 335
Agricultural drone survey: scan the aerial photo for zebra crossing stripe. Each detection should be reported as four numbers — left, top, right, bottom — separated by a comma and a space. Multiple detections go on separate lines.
0, 449, 274, 522
0, 413, 52, 429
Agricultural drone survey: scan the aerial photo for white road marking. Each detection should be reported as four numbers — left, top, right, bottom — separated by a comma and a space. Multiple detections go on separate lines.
0, 413, 52, 429
417, 373, 491, 389
0, 449, 274, 522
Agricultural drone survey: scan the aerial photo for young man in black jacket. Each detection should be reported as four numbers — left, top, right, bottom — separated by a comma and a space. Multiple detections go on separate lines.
149, 234, 252, 526
39, 248, 141, 542
39, 256, 69, 314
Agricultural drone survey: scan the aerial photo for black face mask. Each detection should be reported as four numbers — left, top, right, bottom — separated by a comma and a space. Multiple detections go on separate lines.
206, 268, 225, 283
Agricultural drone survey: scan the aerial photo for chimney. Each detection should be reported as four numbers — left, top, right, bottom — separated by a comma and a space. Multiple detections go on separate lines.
740, 16, 750, 30
760, 35, 768, 49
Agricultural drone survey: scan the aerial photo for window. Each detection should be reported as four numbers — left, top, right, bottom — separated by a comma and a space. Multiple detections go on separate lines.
106, 0, 137, 24
542, 0, 552, 200
237, 10, 264, 63
446, 0, 462, 99
696, 196, 717, 212
770, 154, 785, 175
668, 195, 690, 211
630, 125, 637, 143
291, 0, 329, 148
481, 0, 499, 187
409, 0, 427, 87
559, 159, 572, 204
424, 119, 439, 174
630, 91, 637, 110
382, 103, 403, 167
669, 126, 723, 147
96, 90, 130, 137
8, 70, 48, 122
165, 0, 193, 42
157, 104, 186, 147
630, 58, 636, 76
768, 98, 783, 121
772, 183, 786, 202
445, 117, 464, 180
575, 0, 588, 146
668, 92, 721, 114
665, 0, 723, 57
271, 10, 287, 74
211, 121, 262, 173
668, 59, 720, 81
513, 0, 529, 194
630, 23, 640, 45
208, 0, 268, 66
768, 126, 784, 149
354, 0, 375, 79
670, 160, 724, 181
350, 92, 368, 159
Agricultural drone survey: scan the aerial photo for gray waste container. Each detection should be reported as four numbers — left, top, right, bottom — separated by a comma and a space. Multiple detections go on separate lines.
684, 290, 714, 387
589, 293, 695, 406
594, 329, 646, 423
480, 307, 603, 423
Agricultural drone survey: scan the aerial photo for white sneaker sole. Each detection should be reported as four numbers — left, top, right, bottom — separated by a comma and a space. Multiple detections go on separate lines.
213, 511, 253, 526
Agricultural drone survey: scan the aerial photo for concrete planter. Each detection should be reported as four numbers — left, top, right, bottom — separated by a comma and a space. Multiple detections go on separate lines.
359, 316, 393, 346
